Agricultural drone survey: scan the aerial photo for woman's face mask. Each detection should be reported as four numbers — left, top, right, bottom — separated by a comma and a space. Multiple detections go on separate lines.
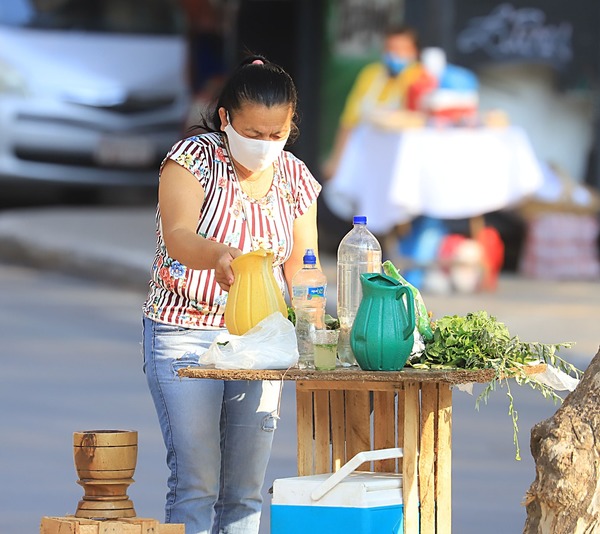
224, 113, 288, 172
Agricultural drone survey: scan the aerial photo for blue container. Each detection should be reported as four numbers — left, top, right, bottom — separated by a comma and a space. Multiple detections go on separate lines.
271, 449, 404, 534
399, 216, 448, 288
271, 500, 403, 534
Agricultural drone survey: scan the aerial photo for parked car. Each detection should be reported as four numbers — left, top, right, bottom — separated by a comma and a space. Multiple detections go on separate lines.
0, 0, 190, 188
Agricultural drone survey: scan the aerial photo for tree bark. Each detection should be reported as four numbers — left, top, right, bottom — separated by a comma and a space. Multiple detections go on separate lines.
523, 348, 600, 534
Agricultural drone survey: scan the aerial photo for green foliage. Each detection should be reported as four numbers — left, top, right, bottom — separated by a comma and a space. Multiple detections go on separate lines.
287, 306, 296, 325
324, 314, 340, 330
382, 260, 434, 341
410, 311, 581, 460
287, 306, 339, 331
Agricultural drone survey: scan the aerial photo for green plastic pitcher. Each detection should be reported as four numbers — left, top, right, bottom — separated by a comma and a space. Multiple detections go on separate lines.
350, 273, 415, 371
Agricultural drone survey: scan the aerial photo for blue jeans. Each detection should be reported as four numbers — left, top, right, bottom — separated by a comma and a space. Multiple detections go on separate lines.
142, 317, 282, 534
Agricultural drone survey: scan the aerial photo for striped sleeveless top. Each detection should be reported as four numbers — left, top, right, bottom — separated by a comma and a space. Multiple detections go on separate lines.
142, 132, 321, 329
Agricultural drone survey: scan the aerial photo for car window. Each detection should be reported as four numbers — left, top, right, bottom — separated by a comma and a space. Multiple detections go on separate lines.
0, 0, 183, 35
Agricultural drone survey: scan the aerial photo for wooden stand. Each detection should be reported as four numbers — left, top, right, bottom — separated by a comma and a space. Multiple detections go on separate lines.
295, 378, 451, 534
179, 365, 545, 534
40, 516, 184, 533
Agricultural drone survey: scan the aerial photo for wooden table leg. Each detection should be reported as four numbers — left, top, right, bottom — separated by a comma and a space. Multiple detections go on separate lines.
314, 390, 330, 474
436, 384, 452, 533
403, 382, 420, 534
296, 386, 313, 476
420, 383, 437, 533
374, 390, 397, 472
330, 390, 345, 472
345, 390, 371, 470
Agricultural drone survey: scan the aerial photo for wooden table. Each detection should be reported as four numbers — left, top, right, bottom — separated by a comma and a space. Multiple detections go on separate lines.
178, 365, 546, 534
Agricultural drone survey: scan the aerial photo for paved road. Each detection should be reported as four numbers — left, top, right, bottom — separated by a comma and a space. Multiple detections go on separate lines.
0, 206, 598, 533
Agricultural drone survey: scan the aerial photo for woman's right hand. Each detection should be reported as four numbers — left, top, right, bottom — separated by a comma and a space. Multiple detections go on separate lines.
214, 246, 243, 292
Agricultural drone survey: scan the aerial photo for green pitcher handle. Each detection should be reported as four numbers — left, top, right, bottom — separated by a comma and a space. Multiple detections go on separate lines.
396, 285, 415, 340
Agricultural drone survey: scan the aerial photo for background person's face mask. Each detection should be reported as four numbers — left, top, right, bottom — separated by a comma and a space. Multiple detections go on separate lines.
224, 115, 288, 172
382, 52, 409, 76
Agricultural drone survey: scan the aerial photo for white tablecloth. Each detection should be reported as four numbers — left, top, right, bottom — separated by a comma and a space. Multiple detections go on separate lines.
326, 125, 544, 235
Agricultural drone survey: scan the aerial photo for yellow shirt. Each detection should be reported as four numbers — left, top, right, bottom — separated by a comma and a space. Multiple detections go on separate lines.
339, 61, 423, 128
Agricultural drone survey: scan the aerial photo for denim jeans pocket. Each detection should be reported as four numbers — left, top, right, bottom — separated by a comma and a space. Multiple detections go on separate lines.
152, 321, 191, 336
171, 352, 202, 376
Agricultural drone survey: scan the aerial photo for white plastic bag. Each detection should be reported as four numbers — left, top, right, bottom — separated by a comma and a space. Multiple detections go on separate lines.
533, 363, 579, 392
199, 312, 299, 370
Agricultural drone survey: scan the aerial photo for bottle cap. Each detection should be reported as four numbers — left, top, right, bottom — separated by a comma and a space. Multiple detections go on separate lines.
303, 248, 317, 265
353, 215, 367, 225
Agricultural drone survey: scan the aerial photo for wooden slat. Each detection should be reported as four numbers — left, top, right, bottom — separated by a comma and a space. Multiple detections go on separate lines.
40, 517, 79, 534
40, 517, 185, 534
397, 386, 405, 473
419, 383, 438, 533
403, 382, 420, 534
314, 390, 331, 474
436, 384, 453, 534
295, 387, 313, 475
99, 523, 139, 534
330, 390, 346, 471
297, 380, 405, 392
120, 518, 160, 534
373, 390, 397, 472
345, 390, 371, 469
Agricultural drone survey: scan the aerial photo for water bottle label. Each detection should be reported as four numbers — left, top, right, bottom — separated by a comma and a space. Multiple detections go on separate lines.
307, 286, 325, 299
292, 286, 325, 299
292, 286, 325, 300
292, 286, 304, 298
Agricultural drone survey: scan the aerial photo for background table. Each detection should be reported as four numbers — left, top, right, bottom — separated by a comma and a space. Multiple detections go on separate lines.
326, 125, 544, 236
179, 365, 545, 534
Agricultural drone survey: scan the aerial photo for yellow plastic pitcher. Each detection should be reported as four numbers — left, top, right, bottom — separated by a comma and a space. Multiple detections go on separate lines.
224, 249, 287, 335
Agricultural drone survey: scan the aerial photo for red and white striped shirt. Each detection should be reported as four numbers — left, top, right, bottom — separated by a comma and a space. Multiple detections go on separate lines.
142, 132, 321, 329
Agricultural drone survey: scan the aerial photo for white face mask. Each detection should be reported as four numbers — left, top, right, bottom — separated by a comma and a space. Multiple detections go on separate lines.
224, 115, 288, 172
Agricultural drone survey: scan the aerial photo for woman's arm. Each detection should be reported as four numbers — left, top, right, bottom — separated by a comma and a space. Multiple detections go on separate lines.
159, 159, 241, 290
283, 201, 320, 297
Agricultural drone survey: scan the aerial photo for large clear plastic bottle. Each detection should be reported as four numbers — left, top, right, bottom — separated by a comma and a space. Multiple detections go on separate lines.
292, 249, 327, 369
337, 215, 382, 366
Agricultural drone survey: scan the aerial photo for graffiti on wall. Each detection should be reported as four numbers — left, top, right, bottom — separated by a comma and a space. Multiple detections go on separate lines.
456, 3, 573, 66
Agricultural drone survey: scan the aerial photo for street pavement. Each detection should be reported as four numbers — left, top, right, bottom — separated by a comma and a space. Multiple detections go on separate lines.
1, 205, 599, 533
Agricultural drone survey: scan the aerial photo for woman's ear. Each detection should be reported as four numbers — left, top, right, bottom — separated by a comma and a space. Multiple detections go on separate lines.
218, 107, 228, 131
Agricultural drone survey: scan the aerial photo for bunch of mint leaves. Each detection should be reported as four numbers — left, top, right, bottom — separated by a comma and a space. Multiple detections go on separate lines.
410, 311, 581, 460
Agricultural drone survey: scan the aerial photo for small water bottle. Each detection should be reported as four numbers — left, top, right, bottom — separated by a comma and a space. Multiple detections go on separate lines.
292, 249, 327, 369
337, 215, 382, 366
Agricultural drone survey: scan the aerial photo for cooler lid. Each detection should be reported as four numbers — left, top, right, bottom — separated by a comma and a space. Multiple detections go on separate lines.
272, 471, 403, 508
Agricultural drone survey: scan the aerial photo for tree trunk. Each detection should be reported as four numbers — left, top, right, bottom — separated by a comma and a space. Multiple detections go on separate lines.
523, 348, 600, 534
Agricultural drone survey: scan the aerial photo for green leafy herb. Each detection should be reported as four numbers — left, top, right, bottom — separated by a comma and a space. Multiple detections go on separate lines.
287, 306, 339, 331
324, 314, 340, 330
287, 306, 296, 326
382, 260, 434, 341
410, 311, 580, 460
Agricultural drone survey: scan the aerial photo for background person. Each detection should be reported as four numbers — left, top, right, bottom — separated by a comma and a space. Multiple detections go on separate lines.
323, 24, 423, 180
142, 55, 322, 533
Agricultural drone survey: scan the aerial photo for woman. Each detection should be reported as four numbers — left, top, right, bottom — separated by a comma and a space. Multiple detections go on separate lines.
141, 55, 322, 533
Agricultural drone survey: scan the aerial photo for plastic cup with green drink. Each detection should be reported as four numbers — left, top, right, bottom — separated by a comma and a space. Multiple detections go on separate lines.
313, 329, 339, 370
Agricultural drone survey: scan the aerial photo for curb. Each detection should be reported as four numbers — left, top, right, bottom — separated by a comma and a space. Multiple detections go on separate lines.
0, 207, 155, 292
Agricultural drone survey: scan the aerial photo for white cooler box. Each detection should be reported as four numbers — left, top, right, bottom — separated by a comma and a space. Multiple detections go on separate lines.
271, 448, 404, 534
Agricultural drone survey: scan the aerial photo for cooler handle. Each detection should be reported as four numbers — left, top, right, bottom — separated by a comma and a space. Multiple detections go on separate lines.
310, 447, 403, 502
